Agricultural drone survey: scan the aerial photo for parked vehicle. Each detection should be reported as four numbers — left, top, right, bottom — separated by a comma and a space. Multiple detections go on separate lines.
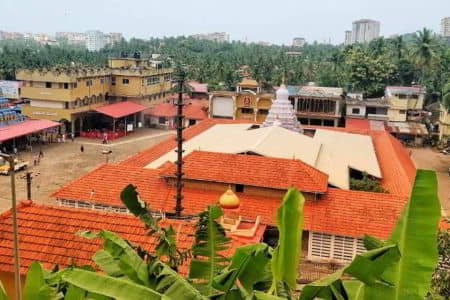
0, 157, 28, 175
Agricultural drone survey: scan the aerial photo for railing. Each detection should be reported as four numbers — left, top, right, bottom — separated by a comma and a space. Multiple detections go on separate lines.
367, 113, 389, 121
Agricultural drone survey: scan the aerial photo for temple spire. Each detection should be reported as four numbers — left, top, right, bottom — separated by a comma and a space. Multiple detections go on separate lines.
262, 84, 303, 133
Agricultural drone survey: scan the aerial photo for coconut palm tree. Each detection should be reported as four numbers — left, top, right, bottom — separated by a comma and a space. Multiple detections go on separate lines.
410, 28, 438, 83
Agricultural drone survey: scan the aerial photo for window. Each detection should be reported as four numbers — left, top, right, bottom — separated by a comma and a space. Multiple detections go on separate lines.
86, 80, 92, 87
399, 110, 406, 114
235, 184, 244, 193
59, 83, 63, 89
73, 83, 77, 88
398, 94, 406, 99
258, 109, 269, 115
352, 108, 360, 114
241, 108, 253, 114
45, 82, 52, 88
308, 232, 365, 263
111, 76, 116, 86
147, 76, 160, 85
64, 83, 69, 89
65, 102, 69, 109
123, 78, 129, 85
411, 94, 419, 99
158, 117, 166, 124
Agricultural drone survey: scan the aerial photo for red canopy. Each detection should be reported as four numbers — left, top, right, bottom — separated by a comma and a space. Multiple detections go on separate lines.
0, 120, 60, 142
95, 101, 147, 119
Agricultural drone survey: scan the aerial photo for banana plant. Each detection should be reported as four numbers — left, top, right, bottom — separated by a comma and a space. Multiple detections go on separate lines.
213, 188, 305, 299
300, 169, 441, 300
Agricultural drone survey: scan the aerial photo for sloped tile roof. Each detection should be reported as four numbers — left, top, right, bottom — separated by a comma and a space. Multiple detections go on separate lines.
160, 151, 328, 193
145, 101, 208, 120
0, 201, 196, 275
52, 163, 406, 239
0, 120, 60, 143
95, 101, 147, 119
187, 81, 208, 93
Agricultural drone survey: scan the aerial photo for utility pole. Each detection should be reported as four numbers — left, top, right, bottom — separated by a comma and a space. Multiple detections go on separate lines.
22, 171, 40, 201
174, 69, 185, 218
0, 154, 21, 300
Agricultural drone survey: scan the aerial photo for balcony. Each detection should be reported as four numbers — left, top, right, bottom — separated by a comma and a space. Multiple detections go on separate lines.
21, 87, 73, 101
367, 114, 389, 121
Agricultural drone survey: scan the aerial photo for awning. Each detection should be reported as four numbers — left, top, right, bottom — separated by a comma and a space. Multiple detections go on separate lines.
95, 101, 147, 119
0, 120, 60, 142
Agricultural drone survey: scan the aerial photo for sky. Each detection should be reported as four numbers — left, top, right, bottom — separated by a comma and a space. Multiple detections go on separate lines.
0, 0, 448, 45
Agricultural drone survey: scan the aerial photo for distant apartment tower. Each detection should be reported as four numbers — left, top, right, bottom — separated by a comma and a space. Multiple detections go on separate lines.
441, 17, 450, 37
105, 32, 123, 45
191, 32, 230, 43
352, 19, 380, 43
292, 37, 306, 47
85, 30, 105, 51
344, 30, 352, 45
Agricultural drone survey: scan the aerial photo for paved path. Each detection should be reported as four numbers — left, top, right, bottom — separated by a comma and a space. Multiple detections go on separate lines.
75, 132, 173, 147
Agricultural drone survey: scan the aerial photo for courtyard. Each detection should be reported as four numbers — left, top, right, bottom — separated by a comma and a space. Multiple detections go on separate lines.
0, 128, 173, 212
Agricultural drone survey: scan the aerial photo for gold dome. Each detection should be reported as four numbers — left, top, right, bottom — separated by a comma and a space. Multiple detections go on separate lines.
219, 186, 240, 209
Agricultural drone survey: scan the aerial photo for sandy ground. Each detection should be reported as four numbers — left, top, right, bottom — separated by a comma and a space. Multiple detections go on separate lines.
0, 128, 173, 212
411, 148, 450, 217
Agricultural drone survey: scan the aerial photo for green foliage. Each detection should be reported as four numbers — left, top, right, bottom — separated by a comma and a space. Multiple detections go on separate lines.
350, 173, 386, 193
120, 184, 189, 268
432, 230, 450, 299
189, 205, 231, 296
300, 169, 441, 300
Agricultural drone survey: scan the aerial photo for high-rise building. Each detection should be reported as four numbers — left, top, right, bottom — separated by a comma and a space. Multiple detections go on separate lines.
292, 37, 306, 47
85, 30, 105, 51
190, 32, 230, 43
351, 19, 380, 43
344, 30, 352, 45
441, 17, 450, 37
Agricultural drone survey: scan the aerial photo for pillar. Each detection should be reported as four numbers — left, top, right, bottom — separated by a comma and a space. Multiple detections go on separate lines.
294, 98, 298, 112
80, 116, 83, 132
134, 113, 137, 128
334, 119, 338, 127
71, 119, 75, 136
321, 119, 324, 126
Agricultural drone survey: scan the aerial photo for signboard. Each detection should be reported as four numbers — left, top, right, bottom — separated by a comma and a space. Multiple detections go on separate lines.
127, 124, 133, 132
0, 81, 21, 99
243, 95, 251, 107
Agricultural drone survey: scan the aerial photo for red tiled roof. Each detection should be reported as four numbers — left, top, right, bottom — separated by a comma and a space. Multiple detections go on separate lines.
119, 119, 253, 168
145, 101, 208, 120
345, 119, 371, 132
369, 131, 416, 196
0, 120, 60, 142
188, 81, 208, 93
95, 101, 147, 119
52, 164, 406, 239
0, 201, 196, 275
161, 151, 328, 193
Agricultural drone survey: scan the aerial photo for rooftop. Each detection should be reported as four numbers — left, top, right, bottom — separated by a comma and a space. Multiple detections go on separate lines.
160, 151, 329, 193
386, 86, 424, 95
0, 119, 60, 143
187, 81, 208, 93
95, 101, 147, 119
144, 100, 208, 120
295, 86, 343, 98
238, 78, 259, 87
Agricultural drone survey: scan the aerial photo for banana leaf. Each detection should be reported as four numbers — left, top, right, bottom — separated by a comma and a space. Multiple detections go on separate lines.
353, 169, 441, 300
271, 188, 304, 293
189, 205, 231, 296
23, 262, 59, 300
62, 268, 166, 300
0, 282, 7, 300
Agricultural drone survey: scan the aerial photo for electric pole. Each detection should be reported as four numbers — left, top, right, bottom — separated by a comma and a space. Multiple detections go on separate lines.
174, 69, 185, 218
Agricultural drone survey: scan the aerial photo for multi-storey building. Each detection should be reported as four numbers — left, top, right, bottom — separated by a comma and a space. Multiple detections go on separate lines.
292, 37, 306, 47
385, 86, 424, 122
289, 85, 344, 127
351, 19, 380, 43
441, 17, 450, 37
191, 32, 230, 43
16, 57, 173, 134
344, 30, 352, 45
56, 32, 86, 46
85, 30, 105, 51
105, 32, 123, 45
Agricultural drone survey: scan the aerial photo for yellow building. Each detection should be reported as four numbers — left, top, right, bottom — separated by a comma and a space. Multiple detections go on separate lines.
209, 91, 273, 122
16, 57, 173, 134
385, 86, 424, 122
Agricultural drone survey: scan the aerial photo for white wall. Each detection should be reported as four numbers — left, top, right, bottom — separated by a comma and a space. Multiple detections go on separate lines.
30, 100, 65, 109
346, 104, 365, 118
212, 97, 234, 118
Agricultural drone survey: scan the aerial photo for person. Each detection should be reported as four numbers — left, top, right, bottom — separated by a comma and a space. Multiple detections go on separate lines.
71, 132, 75, 142
39, 149, 44, 158
80, 145, 84, 153
62, 133, 66, 143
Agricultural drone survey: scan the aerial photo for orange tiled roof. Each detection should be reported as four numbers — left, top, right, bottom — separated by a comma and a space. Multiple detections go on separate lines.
0, 201, 196, 275
369, 131, 416, 196
52, 164, 406, 239
119, 119, 253, 168
144, 101, 208, 120
345, 118, 371, 132
161, 151, 328, 193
